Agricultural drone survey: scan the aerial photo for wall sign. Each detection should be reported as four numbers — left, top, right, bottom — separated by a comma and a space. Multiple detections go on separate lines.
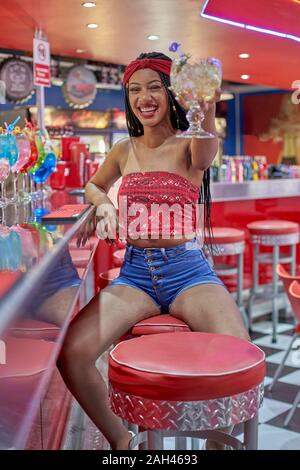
63, 65, 97, 109
0, 58, 34, 103
33, 37, 51, 87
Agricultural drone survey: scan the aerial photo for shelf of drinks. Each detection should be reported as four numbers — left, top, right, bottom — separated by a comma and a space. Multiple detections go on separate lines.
212, 155, 300, 183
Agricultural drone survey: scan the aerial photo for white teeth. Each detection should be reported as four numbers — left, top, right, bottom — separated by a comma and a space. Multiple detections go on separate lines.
140, 107, 157, 112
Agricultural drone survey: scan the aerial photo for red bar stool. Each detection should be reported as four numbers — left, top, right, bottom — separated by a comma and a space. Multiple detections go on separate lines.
70, 249, 91, 268
109, 332, 266, 450
247, 220, 299, 343
0, 337, 54, 406
269, 278, 300, 426
205, 227, 246, 326
130, 314, 190, 336
9, 319, 60, 341
269, 266, 300, 393
98, 267, 121, 290
112, 249, 126, 267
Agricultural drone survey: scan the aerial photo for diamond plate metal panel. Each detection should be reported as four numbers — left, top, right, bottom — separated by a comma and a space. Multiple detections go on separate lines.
251, 233, 299, 246
109, 382, 264, 431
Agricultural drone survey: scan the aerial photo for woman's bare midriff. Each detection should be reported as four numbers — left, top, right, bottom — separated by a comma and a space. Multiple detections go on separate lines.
125, 235, 197, 248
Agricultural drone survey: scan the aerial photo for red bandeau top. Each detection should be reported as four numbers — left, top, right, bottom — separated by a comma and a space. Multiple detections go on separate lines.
117, 171, 200, 239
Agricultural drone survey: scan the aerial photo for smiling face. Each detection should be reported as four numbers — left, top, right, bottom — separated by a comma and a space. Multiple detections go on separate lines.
127, 68, 171, 129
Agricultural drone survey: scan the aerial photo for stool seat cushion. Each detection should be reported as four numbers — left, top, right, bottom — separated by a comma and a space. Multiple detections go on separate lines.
70, 249, 91, 267
109, 332, 266, 401
130, 314, 190, 336
113, 249, 126, 267
209, 227, 245, 244
99, 267, 120, 282
247, 220, 299, 236
0, 337, 54, 378
9, 319, 60, 341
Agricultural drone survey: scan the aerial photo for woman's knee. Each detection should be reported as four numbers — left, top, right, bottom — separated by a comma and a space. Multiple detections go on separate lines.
57, 333, 102, 371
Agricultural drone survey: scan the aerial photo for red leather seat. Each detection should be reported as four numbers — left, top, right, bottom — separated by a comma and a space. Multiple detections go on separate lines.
247, 220, 299, 236
70, 249, 91, 267
98, 267, 121, 289
210, 227, 245, 244
130, 314, 190, 336
113, 249, 126, 267
109, 332, 266, 401
0, 337, 54, 403
76, 267, 86, 279
9, 319, 60, 341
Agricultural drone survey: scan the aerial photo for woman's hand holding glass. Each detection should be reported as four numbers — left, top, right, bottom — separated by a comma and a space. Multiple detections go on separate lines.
169, 49, 222, 138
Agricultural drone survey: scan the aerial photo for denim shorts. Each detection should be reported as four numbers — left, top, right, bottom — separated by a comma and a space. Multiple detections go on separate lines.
110, 238, 225, 313
30, 247, 81, 314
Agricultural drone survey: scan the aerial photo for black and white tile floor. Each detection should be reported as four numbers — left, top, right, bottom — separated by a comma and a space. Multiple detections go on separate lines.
246, 319, 300, 450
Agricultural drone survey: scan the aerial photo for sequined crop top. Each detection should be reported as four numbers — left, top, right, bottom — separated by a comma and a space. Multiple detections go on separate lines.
117, 171, 201, 239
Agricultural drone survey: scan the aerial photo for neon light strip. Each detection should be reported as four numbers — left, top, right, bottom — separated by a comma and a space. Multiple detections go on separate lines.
201, 1, 300, 43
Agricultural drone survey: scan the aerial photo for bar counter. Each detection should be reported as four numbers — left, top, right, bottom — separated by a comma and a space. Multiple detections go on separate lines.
211, 178, 300, 202
0, 191, 102, 450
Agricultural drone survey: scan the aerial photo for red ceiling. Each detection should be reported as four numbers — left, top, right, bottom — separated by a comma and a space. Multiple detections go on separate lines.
0, 0, 300, 90
204, 0, 300, 36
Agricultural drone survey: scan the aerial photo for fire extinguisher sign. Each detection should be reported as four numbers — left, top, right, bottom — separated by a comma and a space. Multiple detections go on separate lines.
33, 37, 51, 87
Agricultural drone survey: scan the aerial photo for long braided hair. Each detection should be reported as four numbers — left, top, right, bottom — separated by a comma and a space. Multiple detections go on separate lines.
124, 51, 215, 251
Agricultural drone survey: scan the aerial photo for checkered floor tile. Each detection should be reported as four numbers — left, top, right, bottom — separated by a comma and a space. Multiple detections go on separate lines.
252, 320, 300, 448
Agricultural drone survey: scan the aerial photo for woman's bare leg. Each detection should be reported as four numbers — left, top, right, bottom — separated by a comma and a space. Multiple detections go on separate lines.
169, 283, 250, 450
57, 284, 160, 450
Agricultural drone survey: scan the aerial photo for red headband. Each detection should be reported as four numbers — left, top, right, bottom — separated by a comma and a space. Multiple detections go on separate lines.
123, 58, 172, 86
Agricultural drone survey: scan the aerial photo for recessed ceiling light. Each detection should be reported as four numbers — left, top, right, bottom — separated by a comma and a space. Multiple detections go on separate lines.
220, 92, 234, 101
241, 74, 250, 80
86, 23, 98, 29
76, 49, 86, 53
82, 2, 96, 7
147, 35, 160, 41
239, 53, 250, 58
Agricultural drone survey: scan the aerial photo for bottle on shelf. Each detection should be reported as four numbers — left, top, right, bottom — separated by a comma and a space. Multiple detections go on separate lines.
251, 157, 259, 181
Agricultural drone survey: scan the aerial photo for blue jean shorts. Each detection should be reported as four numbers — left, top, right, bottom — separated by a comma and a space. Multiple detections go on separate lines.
110, 238, 225, 313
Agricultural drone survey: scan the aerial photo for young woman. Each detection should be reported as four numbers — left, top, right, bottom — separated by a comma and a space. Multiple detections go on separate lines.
57, 52, 249, 450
